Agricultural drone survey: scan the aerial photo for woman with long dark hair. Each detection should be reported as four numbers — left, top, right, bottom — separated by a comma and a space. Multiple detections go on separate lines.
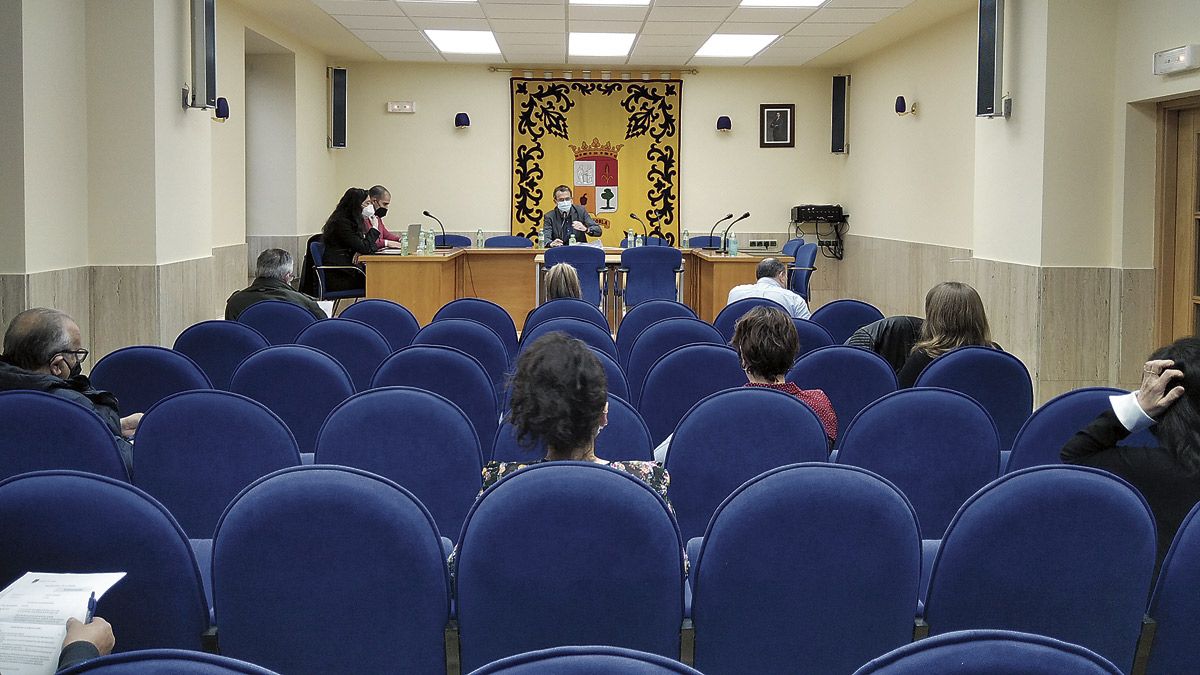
320, 187, 378, 293
1063, 337, 1200, 571
897, 281, 996, 388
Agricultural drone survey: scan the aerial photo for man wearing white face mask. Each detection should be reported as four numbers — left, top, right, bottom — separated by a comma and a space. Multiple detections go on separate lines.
543, 184, 601, 247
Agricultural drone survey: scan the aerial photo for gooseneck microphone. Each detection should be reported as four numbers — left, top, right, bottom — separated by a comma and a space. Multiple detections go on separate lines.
423, 210, 451, 249
706, 213, 734, 250
721, 212, 751, 253
630, 213, 649, 239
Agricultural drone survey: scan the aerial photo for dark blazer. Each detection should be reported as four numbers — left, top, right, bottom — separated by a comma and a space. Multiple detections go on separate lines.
321, 215, 379, 292
543, 204, 601, 244
224, 277, 327, 321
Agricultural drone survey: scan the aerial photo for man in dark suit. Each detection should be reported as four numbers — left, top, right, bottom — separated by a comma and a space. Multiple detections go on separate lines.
543, 184, 601, 246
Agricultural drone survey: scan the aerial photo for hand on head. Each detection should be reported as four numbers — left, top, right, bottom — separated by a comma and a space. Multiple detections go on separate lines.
64, 616, 115, 656
1137, 359, 1186, 418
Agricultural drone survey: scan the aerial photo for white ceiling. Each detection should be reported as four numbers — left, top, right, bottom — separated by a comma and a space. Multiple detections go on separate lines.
311, 0, 915, 66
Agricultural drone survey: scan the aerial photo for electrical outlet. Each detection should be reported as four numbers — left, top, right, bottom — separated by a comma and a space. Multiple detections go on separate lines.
818, 239, 837, 247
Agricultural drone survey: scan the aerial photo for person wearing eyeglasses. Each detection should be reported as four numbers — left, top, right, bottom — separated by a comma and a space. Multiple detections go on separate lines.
0, 308, 138, 470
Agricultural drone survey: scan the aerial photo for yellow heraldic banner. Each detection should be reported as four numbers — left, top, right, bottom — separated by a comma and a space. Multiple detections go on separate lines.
510, 78, 683, 247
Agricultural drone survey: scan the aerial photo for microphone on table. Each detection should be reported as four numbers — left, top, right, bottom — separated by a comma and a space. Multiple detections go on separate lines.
721, 212, 750, 253
423, 210, 451, 249
706, 213, 734, 250
630, 213, 649, 241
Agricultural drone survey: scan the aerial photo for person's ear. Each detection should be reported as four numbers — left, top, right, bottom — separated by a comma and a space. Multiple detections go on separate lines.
47, 354, 67, 378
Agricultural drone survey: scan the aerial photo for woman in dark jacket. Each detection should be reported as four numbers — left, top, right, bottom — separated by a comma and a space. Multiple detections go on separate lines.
1062, 337, 1200, 573
320, 187, 378, 293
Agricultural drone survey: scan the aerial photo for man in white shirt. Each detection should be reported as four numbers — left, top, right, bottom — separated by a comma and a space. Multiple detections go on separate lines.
725, 258, 811, 319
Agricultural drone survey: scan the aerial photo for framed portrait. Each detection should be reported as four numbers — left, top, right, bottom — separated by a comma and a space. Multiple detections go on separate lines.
759, 103, 795, 148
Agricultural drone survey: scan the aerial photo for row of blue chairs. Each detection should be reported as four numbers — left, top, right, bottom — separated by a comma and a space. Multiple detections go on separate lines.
6, 461, 1197, 674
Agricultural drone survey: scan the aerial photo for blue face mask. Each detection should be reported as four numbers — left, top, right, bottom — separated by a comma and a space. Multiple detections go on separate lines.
556, 199, 572, 213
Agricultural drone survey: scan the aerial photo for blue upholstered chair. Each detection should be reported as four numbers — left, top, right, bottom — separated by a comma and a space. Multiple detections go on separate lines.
520, 317, 617, 362
0, 471, 209, 651
372, 345, 499, 447
809, 299, 884, 344
315, 387, 482, 541
792, 318, 834, 357
338, 298, 420, 351
615, 300, 696, 370
787, 242, 818, 301
89, 345, 212, 414
470, 646, 702, 674
620, 236, 670, 247
1005, 386, 1157, 473
915, 345, 1033, 453
229, 345, 355, 457
212, 466, 449, 674
853, 630, 1122, 675
687, 235, 722, 249
923, 466, 1155, 673
491, 394, 651, 463
544, 245, 607, 307
834, 388, 999, 538
618, 246, 683, 307
236, 299, 319, 345
664, 388, 829, 540
713, 297, 788, 342
413, 318, 511, 400
436, 233, 473, 248
692, 464, 921, 674
484, 235, 534, 248
133, 390, 300, 539
625, 317, 725, 406
296, 318, 392, 392
434, 297, 520, 365
173, 321, 269, 391
308, 240, 364, 307
786, 345, 897, 439
525, 297, 609, 333
588, 346, 630, 401
58, 650, 280, 674
455, 462, 684, 671
639, 344, 746, 446
0, 390, 129, 481
780, 237, 806, 259
1148, 501, 1200, 675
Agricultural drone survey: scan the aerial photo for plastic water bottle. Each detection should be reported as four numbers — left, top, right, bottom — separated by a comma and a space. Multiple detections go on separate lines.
416, 230, 427, 255
476, 228, 484, 248
727, 234, 739, 255
682, 229, 690, 247
635, 233, 644, 248
400, 232, 409, 256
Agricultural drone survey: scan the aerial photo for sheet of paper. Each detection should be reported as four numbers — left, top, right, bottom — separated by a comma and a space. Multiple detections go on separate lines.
0, 572, 126, 675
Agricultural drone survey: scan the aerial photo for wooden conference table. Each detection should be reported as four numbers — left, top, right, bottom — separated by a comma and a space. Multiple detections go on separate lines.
361, 246, 774, 331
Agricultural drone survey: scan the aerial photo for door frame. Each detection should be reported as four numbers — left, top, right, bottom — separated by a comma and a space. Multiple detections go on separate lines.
1154, 95, 1200, 343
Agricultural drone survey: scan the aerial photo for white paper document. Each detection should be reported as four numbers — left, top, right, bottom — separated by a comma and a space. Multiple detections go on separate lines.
0, 572, 125, 675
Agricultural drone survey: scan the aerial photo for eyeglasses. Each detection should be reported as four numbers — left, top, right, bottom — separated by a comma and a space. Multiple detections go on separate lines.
52, 349, 89, 365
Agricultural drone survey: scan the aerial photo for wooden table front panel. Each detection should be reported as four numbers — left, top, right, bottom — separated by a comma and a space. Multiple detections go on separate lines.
457, 249, 539, 331
683, 251, 763, 323
362, 252, 461, 325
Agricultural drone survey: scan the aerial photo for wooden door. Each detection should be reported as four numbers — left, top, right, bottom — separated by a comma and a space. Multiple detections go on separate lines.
1157, 104, 1200, 340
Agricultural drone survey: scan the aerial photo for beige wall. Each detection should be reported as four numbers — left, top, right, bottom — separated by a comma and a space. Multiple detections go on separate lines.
0, 1, 24, 274
245, 52, 298, 237
839, 10, 976, 250
295, 48, 339, 236
211, 5, 247, 249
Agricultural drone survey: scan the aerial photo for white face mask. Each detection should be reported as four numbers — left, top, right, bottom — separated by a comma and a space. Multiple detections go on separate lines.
556, 199, 572, 213
362, 204, 375, 219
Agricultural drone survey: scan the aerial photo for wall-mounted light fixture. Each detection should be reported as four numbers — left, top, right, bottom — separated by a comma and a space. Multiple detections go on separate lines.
716, 115, 732, 132
455, 112, 471, 128
895, 95, 918, 116
213, 97, 230, 123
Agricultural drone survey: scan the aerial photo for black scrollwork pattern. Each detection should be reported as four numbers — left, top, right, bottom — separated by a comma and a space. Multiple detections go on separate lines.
622, 82, 680, 239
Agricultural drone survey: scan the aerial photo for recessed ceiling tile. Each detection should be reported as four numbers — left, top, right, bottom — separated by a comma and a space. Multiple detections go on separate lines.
772, 34, 845, 49
351, 27, 428, 41
641, 20, 720, 34
489, 18, 567, 31
634, 34, 707, 47
807, 6, 898, 22
624, 55, 688, 65
441, 53, 504, 62
647, 6, 732, 21
397, 2, 487, 17
315, 1, 404, 17
497, 33, 567, 47
687, 55, 751, 66
366, 34, 432, 47
725, 7, 815, 22
824, 0, 913, 8
504, 48, 567, 59
568, 5, 650, 21
480, 0, 564, 5
335, 15, 417, 30
715, 22, 795, 33
631, 45, 700, 56
409, 16, 492, 29
567, 19, 643, 31
484, 3, 565, 19
650, 0, 738, 7
374, 44, 439, 55
380, 53, 448, 62
787, 21, 871, 36
567, 55, 632, 65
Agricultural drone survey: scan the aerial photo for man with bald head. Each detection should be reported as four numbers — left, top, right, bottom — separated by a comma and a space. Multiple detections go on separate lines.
0, 308, 137, 469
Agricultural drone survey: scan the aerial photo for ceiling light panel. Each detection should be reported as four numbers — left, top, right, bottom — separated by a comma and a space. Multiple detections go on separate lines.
424, 29, 502, 53
569, 32, 637, 56
695, 33, 777, 57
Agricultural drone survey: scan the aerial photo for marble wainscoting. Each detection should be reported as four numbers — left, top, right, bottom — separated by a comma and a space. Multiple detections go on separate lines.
90, 257, 214, 361
213, 243, 248, 318
0, 267, 94, 342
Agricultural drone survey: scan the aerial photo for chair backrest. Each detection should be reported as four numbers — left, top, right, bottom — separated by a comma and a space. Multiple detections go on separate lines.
173, 321, 269, 390
212, 466, 450, 674
688, 235, 721, 248
835, 388, 999, 538
525, 297, 609, 333
626, 317, 725, 406
924, 466, 1156, 673
1148, 501, 1200, 675
845, 315, 924, 372
615, 300, 696, 369
455, 462, 684, 671
621, 246, 682, 306
338, 298, 420, 351
308, 240, 328, 297
371, 345, 499, 446
484, 235, 534, 248
236, 299, 319, 345
436, 233, 473, 247
228, 345, 355, 456
58, 649, 280, 674
713, 297, 789, 341
664, 388, 829, 540
788, 243, 818, 299
588, 347, 630, 401
0, 390, 128, 481
314, 387, 482, 540
853, 629, 1123, 675
414, 318, 510, 399
1006, 386, 1158, 473
434, 297, 520, 365
521, 317, 618, 361
639, 344, 746, 446
89, 346, 212, 414
295, 318, 392, 392
791, 318, 834, 357
692, 464, 921, 674
781, 237, 805, 259
133, 390, 301, 539
545, 246, 606, 306
809, 299, 885, 344
491, 394, 651, 463
786, 345, 897, 435
914, 346, 1033, 452
0, 471, 209, 651
470, 646, 703, 675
